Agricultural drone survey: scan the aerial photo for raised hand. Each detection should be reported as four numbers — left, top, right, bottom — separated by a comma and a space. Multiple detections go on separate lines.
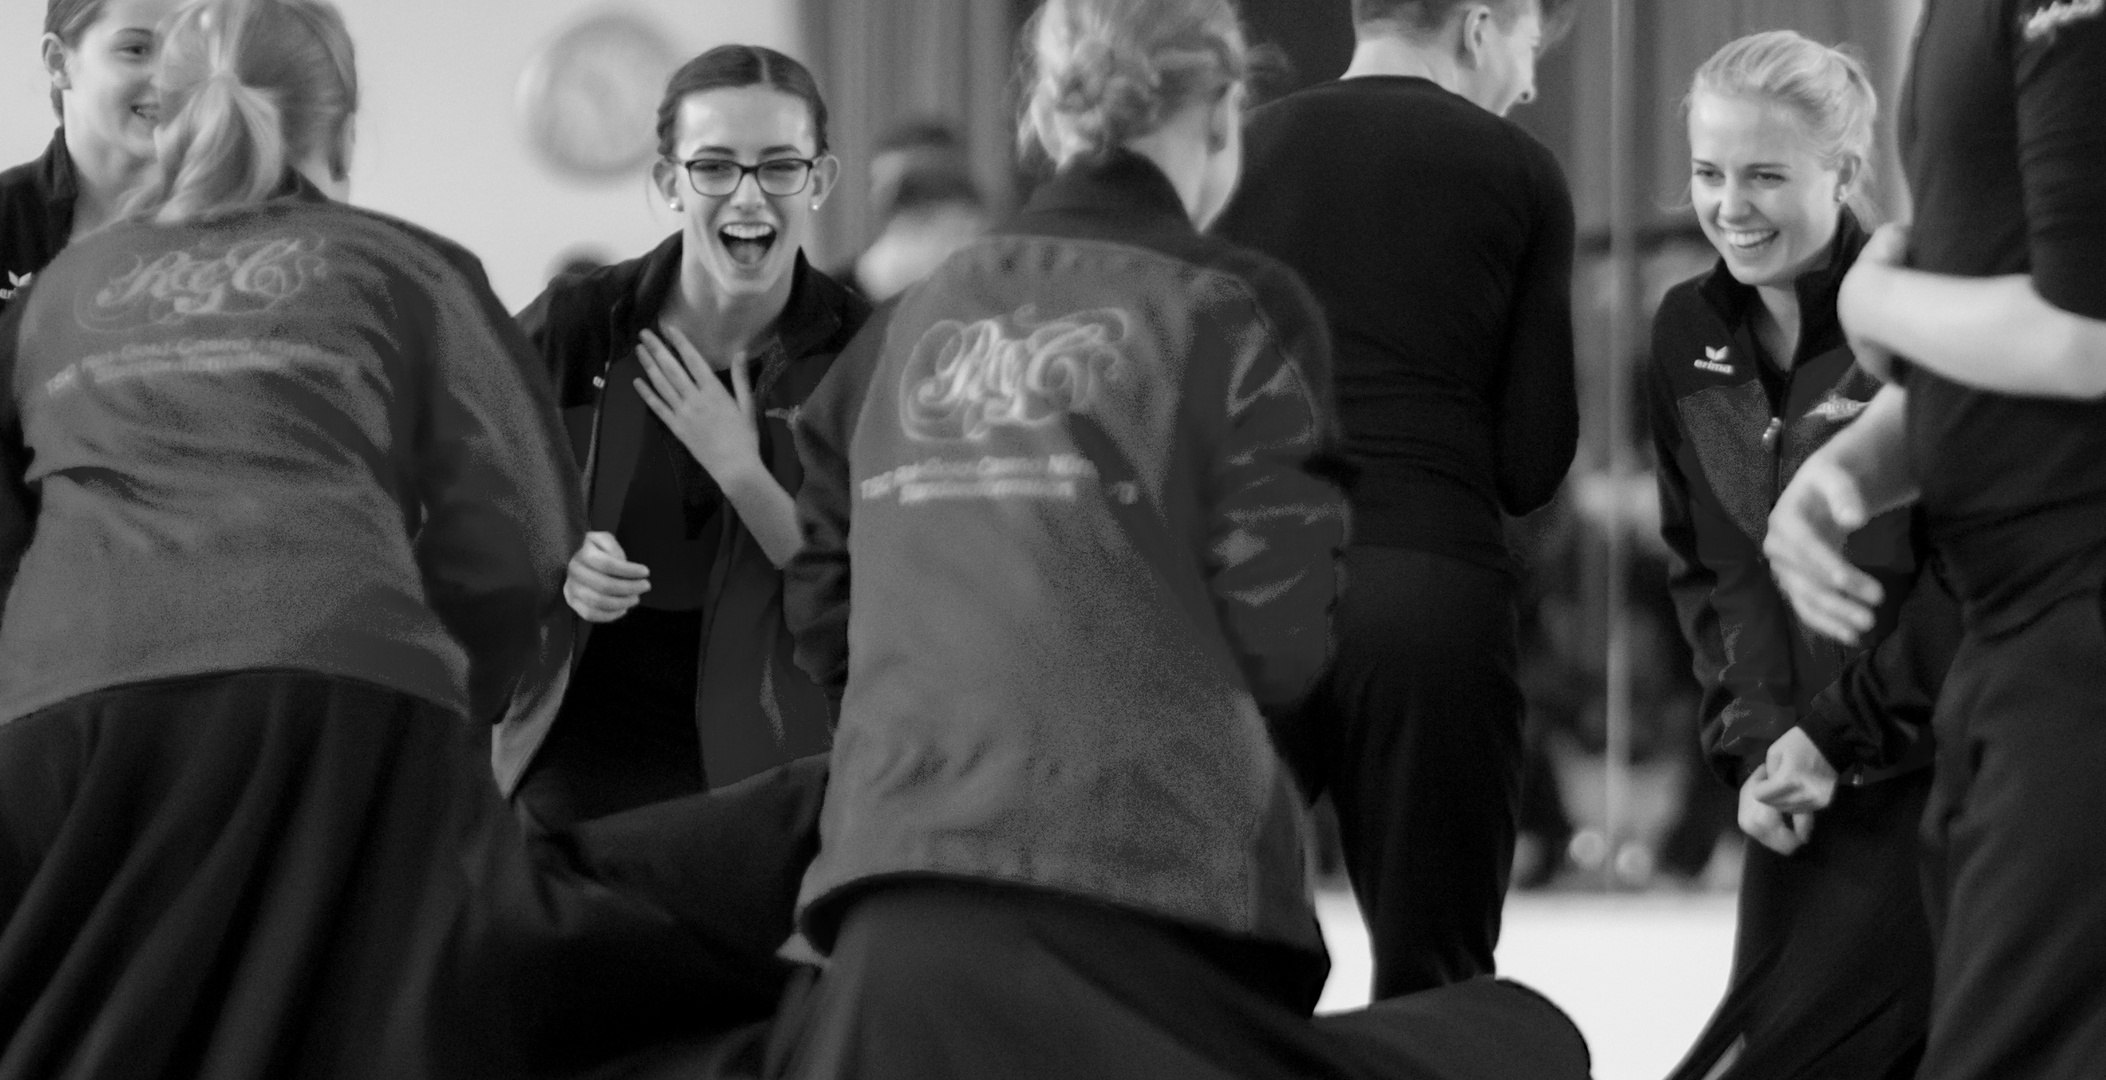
1765, 455, 1883, 645
634, 323, 762, 484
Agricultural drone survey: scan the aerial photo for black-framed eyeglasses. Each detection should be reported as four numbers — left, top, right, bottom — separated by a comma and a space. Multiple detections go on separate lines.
675, 157, 817, 198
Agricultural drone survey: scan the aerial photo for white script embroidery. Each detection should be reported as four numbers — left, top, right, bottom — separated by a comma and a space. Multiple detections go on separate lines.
44, 338, 355, 399
2025, 0, 2104, 40
80, 234, 327, 330
899, 304, 1130, 443
861, 454, 1099, 505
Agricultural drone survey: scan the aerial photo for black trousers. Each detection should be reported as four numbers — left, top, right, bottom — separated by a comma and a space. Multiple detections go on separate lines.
1666, 770, 1934, 1080
762, 881, 1589, 1080
516, 607, 706, 827
1285, 545, 1525, 998
1918, 588, 2106, 1080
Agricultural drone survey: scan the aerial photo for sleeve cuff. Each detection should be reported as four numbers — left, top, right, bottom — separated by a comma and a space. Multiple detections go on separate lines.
1796, 699, 1861, 775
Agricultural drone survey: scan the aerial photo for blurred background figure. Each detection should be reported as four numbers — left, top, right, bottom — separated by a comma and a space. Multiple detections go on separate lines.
833, 117, 990, 301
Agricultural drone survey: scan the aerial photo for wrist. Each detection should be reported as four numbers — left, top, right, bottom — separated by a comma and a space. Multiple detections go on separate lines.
713, 453, 775, 498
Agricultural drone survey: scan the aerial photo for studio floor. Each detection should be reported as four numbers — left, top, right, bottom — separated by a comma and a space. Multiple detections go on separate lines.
1315, 888, 1738, 1080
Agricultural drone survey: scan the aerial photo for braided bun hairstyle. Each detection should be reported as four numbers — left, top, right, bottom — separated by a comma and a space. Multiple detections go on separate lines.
1019, 0, 1251, 169
125, 0, 357, 224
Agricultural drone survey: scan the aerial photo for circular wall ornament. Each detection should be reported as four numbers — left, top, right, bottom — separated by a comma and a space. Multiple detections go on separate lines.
518, 9, 681, 181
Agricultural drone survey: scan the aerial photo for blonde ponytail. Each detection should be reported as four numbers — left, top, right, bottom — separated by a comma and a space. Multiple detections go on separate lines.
125, 0, 358, 225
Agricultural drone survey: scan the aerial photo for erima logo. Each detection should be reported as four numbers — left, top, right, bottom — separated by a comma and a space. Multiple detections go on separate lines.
2025, 0, 2103, 41
0, 270, 30, 302
1693, 345, 1735, 376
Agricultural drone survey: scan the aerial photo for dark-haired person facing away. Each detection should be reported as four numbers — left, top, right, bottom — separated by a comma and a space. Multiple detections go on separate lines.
1213, 0, 1579, 999
497, 44, 871, 825
1, 0, 179, 320
0, 3, 833, 1076
1761, 1, 2106, 1076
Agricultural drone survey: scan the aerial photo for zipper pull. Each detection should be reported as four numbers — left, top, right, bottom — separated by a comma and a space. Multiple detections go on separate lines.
1761, 417, 1784, 453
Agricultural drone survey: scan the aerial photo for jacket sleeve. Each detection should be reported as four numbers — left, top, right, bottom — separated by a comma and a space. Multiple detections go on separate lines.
1492, 140, 1580, 516
1647, 321, 1797, 787
784, 304, 893, 703
1205, 267, 1353, 716
409, 247, 585, 723
1798, 513, 1961, 776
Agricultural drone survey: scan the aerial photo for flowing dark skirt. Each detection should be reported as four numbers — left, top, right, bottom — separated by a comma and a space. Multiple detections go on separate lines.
1665, 770, 1935, 1080
760, 880, 1590, 1080
0, 670, 819, 1080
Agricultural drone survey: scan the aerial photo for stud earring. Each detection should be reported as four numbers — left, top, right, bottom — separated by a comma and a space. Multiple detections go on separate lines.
670, 200, 682, 211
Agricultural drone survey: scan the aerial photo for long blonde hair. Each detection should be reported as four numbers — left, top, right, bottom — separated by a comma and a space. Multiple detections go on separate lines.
126, 0, 357, 224
1018, 0, 1251, 169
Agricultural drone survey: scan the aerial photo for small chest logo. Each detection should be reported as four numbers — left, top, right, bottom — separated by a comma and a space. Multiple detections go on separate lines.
1808, 392, 1869, 423
1693, 345, 1735, 376
0, 270, 31, 302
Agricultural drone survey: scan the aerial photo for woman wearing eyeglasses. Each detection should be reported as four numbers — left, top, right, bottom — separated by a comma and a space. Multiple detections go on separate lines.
496, 44, 870, 825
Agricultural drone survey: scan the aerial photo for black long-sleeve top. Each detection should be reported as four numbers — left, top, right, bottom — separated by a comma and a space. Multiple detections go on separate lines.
1897, 0, 2106, 638
1215, 75, 1578, 573
1647, 216, 1962, 786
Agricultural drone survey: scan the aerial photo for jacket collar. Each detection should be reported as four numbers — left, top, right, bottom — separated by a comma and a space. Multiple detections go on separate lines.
1696, 209, 1869, 348
619, 232, 850, 371
1021, 149, 1195, 234
35, 128, 80, 241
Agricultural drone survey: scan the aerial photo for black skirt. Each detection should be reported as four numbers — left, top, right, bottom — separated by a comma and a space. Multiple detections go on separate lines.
1666, 770, 1935, 1080
0, 670, 811, 1080
762, 880, 1590, 1080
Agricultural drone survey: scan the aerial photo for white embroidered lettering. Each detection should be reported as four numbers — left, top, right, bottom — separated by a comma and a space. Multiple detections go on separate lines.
898, 304, 1131, 443
2026, 0, 2104, 40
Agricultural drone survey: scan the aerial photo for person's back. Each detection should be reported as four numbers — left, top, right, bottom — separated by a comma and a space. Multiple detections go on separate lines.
1219, 77, 1573, 565
0, 193, 572, 726
1211, 0, 1578, 1000
791, 149, 1348, 954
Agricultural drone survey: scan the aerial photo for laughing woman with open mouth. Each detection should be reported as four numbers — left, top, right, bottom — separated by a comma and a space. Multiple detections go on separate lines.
497, 45, 871, 825
1, 0, 181, 319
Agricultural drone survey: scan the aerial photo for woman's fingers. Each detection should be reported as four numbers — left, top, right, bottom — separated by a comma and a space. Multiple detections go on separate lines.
564, 577, 641, 623
655, 323, 715, 383
566, 534, 649, 623
1772, 563, 1875, 644
578, 532, 649, 579
1766, 508, 1884, 610
636, 332, 692, 402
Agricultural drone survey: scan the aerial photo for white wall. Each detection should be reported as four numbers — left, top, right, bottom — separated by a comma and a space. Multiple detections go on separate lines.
1, 0, 798, 310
